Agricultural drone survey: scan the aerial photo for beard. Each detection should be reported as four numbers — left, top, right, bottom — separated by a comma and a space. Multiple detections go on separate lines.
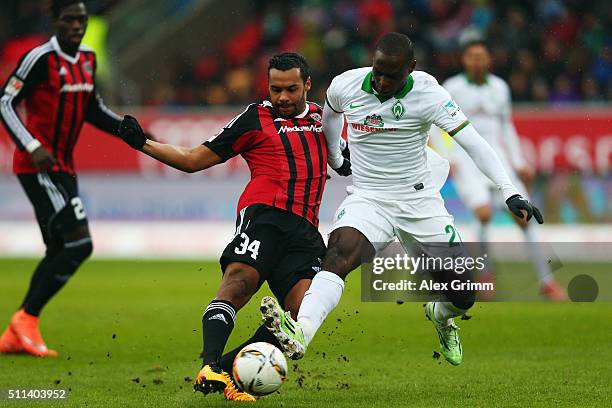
274, 102, 298, 118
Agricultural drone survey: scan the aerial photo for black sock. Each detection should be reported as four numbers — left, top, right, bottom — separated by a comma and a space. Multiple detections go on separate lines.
220, 324, 282, 374
202, 300, 237, 366
24, 238, 92, 316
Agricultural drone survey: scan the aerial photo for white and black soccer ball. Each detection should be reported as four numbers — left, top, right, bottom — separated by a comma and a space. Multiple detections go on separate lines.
232, 342, 287, 396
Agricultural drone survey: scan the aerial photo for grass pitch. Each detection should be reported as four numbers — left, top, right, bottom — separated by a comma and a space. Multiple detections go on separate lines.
0, 258, 610, 407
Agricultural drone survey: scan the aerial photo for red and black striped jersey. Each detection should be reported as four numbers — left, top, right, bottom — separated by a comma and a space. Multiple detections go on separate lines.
204, 101, 328, 227
0, 36, 122, 175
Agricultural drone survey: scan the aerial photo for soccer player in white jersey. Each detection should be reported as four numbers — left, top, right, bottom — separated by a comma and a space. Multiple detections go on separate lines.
262, 32, 544, 366
430, 40, 566, 300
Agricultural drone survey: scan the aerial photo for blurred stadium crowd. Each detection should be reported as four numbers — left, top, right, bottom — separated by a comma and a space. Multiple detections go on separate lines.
0, 0, 610, 226
0, 0, 610, 107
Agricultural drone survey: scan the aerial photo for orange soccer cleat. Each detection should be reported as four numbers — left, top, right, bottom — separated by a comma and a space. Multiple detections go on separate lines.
0, 325, 23, 354
9, 309, 58, 357
194, 364, 255, 402
540, 280, 569, 301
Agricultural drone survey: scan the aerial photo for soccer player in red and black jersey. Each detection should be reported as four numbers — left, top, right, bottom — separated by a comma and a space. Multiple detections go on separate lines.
0, 1, 144, 357
119, 53, 349, 401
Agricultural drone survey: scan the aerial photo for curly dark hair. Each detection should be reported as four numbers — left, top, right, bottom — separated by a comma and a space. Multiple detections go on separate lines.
268, 52, 310, 83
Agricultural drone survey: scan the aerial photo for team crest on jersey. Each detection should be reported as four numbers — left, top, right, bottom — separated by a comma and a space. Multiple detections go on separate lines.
391, 100, 405, 120
310, 112, 321, 122
443, 99, 461, 118
5, 76, 24, 96
364, 114, 384, 128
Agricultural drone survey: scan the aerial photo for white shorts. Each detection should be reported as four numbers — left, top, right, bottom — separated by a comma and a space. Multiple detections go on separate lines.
331, 187, 460, 251
451, 151, 528, 210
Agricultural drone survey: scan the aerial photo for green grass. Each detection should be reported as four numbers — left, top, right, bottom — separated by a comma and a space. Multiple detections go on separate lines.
0, 258, 610, 407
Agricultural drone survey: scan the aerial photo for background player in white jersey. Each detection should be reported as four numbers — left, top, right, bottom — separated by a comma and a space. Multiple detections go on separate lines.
430, 40, 566, 300
263, 32, 544, 366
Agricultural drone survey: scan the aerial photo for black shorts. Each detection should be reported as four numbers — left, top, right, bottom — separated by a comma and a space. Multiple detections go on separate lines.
220, 204, 326, 306
17, 172, 89, 245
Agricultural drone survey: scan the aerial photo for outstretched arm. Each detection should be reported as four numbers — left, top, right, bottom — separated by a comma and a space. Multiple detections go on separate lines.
453, 125, 543, 223
427, 82, 542, 223
453, 124, 518, 200
118, 115, 222, 173
141, 140, 222, 173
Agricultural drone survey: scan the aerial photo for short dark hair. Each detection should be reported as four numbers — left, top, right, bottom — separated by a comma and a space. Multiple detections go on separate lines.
268, 52, 310, 83
51, 0, 83, 18
375, 32, 415, 62
461, 39, 490, 54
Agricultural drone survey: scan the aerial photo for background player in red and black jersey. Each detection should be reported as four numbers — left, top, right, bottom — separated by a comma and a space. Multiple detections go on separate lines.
118, 53, 348, 401
0, 1, 146, 357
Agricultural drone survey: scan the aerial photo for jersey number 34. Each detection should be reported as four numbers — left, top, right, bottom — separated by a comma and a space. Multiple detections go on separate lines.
234, 232, 261, 260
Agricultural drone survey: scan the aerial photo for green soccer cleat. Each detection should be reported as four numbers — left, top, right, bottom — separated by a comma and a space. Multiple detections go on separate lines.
425, 302, 462, 366
260, 296, 306, 360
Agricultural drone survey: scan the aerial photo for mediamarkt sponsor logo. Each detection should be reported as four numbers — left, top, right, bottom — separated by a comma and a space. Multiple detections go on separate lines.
351, 123, 398, 132
278, 124, 322, 133
60, 83, 94, 93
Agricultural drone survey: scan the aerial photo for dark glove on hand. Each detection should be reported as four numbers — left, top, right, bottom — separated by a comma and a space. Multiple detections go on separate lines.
333, 157, 352, 176
505, 194, 544, 224
118, 115, 147, 150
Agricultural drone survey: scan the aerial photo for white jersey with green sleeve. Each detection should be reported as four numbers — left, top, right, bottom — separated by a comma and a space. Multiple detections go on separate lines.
326, 67, 470, 195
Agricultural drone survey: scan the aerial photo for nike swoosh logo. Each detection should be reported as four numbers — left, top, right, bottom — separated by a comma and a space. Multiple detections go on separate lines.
19, 334, 48, 352
349, 103, 365, 109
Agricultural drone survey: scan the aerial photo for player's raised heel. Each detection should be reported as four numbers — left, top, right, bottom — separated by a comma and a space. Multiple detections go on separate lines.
0, 326, 23, 354
260, 296, 306, 360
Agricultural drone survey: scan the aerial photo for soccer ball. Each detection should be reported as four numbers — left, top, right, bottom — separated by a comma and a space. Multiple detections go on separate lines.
232, 342, 287, 396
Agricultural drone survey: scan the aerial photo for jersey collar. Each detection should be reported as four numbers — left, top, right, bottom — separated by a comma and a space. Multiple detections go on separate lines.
361, 71, 414, 102
51, 36, 80, 65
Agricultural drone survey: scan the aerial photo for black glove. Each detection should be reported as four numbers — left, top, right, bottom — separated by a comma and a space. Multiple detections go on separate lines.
341, 142, 350, 161
118, 115, 147, 150
333, 157, 352, 176
505, 194, 544, 224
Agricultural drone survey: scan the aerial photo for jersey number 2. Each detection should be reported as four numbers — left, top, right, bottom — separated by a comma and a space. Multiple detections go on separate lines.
234, 232, 260, 260
445, 224, 460, 245
71, 197, 86, 220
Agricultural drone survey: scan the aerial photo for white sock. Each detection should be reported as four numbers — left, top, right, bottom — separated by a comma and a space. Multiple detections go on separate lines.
297, 271, 344, 346
523, 224, 553, 284
433, 302, 466, 326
